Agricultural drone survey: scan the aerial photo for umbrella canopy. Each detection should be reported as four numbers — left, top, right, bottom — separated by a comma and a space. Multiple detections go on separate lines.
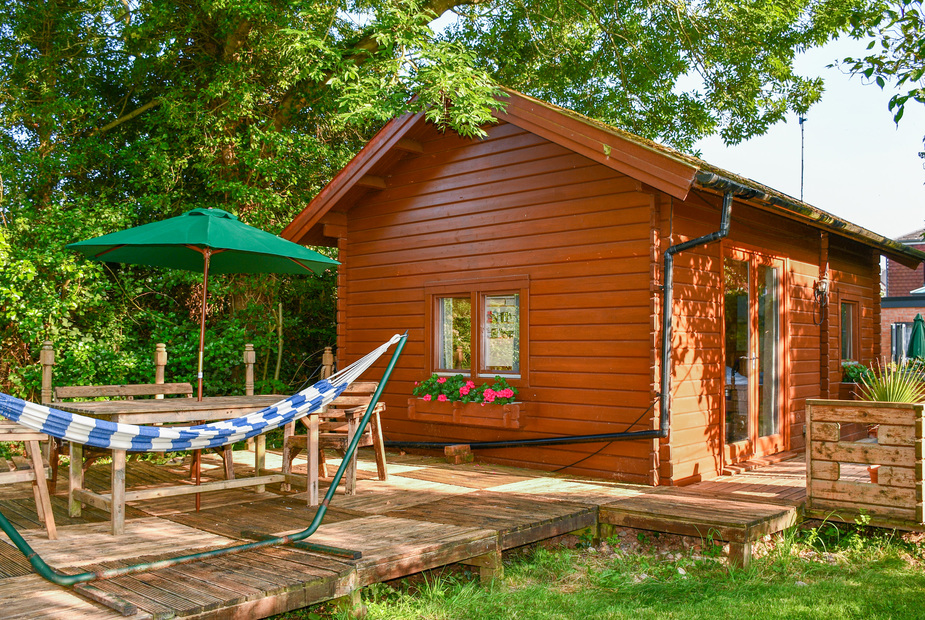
908, 313, 925, 359
67, 208, 338, 275
67, 208, 339, 399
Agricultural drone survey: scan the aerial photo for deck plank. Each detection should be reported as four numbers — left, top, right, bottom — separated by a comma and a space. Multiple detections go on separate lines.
306, 515, 500, 584
0, 451, 815, 619
383, 490, 598, 549
0, 575, 132, 619
0, 517, 233, 568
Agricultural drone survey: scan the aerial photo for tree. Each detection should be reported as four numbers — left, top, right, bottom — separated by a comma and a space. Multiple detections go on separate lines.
0, 0, 873, 397
840, 0, 925, 162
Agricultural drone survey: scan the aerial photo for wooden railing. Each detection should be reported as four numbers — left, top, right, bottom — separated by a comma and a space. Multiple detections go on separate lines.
805, 399, 924, 528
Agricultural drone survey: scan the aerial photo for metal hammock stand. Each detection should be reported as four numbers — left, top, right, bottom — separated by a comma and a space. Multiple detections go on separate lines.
0, 333, 407, 587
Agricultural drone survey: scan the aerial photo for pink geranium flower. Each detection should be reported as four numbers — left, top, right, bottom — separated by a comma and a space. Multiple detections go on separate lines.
437, 394, 448, 402
459, 385, 470, 396
437, 377, 447, 384
465, 380, 475, 389
422, 394, 432, 401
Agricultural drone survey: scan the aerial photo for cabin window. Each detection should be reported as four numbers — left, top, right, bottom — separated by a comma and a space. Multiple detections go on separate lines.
437, 297, 472, 371
482, 294, 520, 374
840, 301, 859, 361
426, 276, 528, 382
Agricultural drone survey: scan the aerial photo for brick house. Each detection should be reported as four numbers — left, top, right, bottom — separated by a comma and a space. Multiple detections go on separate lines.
882, 228, 925, 359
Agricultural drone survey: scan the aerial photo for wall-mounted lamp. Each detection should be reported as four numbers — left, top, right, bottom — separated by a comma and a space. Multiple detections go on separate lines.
813, 278, 829, 325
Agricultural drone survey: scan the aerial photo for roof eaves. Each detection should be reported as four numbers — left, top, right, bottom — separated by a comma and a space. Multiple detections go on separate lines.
694, 170, 925, 268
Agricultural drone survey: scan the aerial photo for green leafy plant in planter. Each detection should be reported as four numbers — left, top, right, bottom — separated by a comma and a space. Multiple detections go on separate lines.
412, 374, 517, 405
856, 360, 925, 403
857, 360, 925, 458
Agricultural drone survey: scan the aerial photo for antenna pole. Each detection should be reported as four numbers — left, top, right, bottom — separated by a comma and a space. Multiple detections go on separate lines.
799, 116, 806, 202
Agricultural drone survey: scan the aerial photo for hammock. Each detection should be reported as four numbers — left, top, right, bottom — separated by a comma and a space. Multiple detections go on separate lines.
0, 334, 402, 453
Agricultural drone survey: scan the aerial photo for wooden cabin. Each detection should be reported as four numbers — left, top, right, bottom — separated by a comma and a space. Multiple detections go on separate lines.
282, 89, 925, 486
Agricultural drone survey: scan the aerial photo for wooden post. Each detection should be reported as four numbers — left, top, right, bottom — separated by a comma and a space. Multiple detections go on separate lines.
26, 439, 57, 540
818, 232, 830, 398
333, 589, 366, 620
69, 443, 83, 518
459, 549, 504, 583
244, 344, 256, 396
321, 346, 334, 380
308, 413, 319, 507
111, 449, 126, 536
154, 343, 167, 399
244, 343, 257, 450
40, 341, 54, 404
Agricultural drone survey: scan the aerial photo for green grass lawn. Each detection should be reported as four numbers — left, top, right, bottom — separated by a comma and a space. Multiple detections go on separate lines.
276, 519, 925, 620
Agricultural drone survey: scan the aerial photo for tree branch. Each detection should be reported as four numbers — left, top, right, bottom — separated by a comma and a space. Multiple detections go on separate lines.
91, 99, 162, 136
271, 0, 491, 130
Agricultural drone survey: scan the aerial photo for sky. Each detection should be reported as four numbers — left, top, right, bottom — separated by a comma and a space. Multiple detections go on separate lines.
694, 38, 925, 241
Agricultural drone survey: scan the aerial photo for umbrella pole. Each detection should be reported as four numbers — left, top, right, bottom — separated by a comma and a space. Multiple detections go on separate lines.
194, 249, 212, 511
197, 249, 211, 402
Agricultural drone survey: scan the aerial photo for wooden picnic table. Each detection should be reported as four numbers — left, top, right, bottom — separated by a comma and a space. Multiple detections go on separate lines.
56, 395, 302, 535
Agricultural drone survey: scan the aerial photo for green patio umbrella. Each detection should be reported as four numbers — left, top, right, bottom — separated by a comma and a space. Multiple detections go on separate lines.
908, 313, 925, 359
67, 208, 339, 400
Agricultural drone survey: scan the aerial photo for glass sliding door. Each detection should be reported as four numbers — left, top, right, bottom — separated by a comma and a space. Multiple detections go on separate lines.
724, 259, 750, 445
724, 250, 785, 463
757, 264, 780, 438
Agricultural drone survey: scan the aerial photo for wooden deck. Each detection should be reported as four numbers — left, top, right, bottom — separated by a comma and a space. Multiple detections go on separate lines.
0, 449, 808, 619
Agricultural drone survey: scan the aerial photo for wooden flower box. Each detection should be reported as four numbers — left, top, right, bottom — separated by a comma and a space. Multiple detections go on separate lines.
805, 399, 925, 528
408, 398, 525, 430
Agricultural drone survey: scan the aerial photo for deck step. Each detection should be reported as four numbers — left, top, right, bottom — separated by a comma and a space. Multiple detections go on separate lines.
599, 488, 799, 566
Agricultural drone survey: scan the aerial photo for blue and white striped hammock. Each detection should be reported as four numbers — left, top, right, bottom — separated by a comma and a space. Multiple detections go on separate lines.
0, 334, 401, 453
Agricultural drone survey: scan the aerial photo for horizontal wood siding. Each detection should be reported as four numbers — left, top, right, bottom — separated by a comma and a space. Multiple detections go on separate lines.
330, 118, 883, 487
340, 121, 656, 483
664, 193, 881, 483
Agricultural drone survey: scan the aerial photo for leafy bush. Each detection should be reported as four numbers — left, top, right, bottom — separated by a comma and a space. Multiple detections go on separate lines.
841, 360, 869, 383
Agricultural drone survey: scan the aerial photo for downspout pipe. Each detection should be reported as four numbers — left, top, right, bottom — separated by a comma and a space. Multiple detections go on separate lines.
658, 190, 734, 438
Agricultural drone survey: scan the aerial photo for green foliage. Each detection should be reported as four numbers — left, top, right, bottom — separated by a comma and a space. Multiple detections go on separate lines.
856, 359, 925, 402
412, 373, 518, 404
0, 0, 876, 396
841, 359, 870, 382
444, 0, 864, 150
842, 0, 925, 125
841, 0, 925, 161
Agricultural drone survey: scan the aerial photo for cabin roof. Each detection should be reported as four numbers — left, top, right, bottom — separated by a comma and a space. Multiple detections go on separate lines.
896, 229, 925, 244
282, 88, 925, 269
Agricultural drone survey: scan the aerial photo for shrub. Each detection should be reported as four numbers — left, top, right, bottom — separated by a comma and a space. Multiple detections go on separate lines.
412, 374, 518, 405
857, 360, 925, 403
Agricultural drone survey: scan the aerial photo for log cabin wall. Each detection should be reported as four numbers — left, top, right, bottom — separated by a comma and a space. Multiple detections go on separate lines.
660, 193, 880, 485
338, 120, 661, 484
331, 117, 885, 486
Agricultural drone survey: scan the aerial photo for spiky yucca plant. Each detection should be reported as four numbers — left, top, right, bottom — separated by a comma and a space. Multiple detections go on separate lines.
857, 360, 925, 403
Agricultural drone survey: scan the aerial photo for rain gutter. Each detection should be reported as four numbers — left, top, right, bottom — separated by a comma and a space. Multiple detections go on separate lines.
693, 170, 925, 269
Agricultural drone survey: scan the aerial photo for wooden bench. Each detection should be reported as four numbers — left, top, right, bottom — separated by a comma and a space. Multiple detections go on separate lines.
281, 381, 388, 505
0, 420, 57, 539
49, 382, 198, 485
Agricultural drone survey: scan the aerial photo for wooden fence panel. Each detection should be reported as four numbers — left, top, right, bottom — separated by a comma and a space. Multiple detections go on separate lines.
806, 399, 924, 529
